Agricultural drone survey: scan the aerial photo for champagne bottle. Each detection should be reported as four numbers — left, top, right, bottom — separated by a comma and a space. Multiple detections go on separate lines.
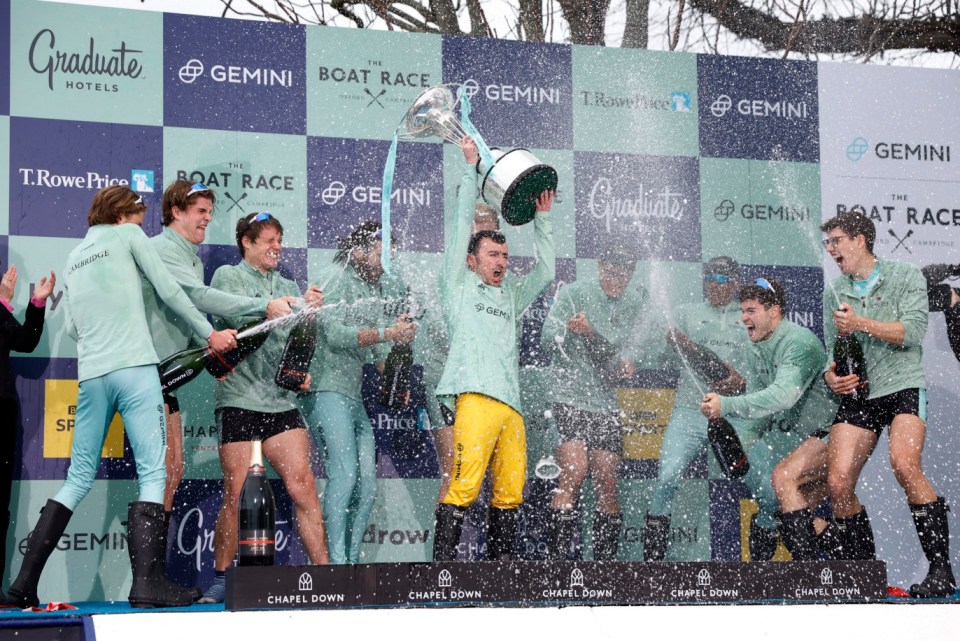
668, 329, 728, 384
708, 417, 749, 480
158, 319, 270, 394
581, 330, 620, 382
379, 342, 414, 409
238, 440, 276, 566
834, 332, 869, 402
275, 314, 317, 391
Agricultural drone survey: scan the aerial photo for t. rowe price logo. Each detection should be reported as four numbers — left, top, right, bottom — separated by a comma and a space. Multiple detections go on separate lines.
461, 78, 561, 105
320, 180, 433, 207
846, 137, 952, 163
578, 90, 689, 112
588, 177, 687, 232
178, 58, 293, 87
18, 167, 131, 189
28, 28, 144, 92
713, 199, 810, 222
709, 94, 809, 120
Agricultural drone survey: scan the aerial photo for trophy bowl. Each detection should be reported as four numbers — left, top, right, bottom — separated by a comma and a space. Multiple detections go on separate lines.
478, 148, 558, 226
397, 85, 558, 226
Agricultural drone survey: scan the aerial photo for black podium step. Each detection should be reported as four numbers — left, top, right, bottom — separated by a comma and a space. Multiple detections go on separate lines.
225, 560, 887, 610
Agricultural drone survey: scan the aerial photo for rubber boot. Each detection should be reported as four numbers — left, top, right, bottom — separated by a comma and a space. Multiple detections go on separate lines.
127, 502, 198, 608
432, 503, 466, 562
833, 508, 876, 561
816, 521, 843, 560
592, 512, 622, 561
545, 508, 579, 561
643, 513, 670, 561
777, 509, 818, 561
749, 513, 780, 562
909, 497, 957, 598
163, 511, 202, 602
487, 507, 518, 561
6, 499, 72, 608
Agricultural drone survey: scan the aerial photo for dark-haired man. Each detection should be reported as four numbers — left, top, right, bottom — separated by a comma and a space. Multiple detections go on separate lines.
700, 278, 838, 561
143, 180, 298, 515
539, 243, 645, 561
200, 212, 329, 603
821, 212, 954, 597
432, 137, 555, 561
644, 256, 751, 561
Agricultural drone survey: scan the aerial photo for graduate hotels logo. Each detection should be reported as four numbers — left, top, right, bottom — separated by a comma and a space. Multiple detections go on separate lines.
26, 27, 145, 93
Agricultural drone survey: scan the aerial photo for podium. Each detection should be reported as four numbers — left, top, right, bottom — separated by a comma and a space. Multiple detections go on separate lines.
225, 560, 887, 610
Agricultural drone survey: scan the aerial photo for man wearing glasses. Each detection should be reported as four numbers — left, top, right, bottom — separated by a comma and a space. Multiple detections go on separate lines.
644, 256, 751, 561
143, 181, 299, 517
820, 212, 954, 597
200, 212, 329, 603
539, 242, 648, 561
699, 278, 838, 561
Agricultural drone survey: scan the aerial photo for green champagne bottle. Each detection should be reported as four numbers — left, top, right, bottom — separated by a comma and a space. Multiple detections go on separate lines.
708, 417, 749, 480
581, 330, 620, 382
379, 342, 414, 409
274, 315, 317, 391
158, 319, 270, 394
237, 440, 275, 566
834, 332, 869, 402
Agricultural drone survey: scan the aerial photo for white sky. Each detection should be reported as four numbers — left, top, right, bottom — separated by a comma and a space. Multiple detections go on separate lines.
38, 0, 959, 69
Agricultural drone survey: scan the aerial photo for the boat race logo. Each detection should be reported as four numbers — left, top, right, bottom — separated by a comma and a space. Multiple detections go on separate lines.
574, 151, 700, 262
163, 14, 305, 134
698, 56, 819, 162
442, 36, 572, 149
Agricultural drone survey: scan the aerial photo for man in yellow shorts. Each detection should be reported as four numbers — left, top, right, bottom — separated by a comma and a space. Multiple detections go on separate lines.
432, 136, 555, 561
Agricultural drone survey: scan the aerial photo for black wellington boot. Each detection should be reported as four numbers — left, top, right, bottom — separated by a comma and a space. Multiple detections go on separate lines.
162, 511, 202, 602
909, 497, 957, 598
592, 512, 622, 561
777, 509, 818, 561
432, 503, 467, 562
833, 508, 876, 561
545, 508, 579, 561
127, 502, 198, 608
643, 513, 670, 562
6, 499, 72, 609
749, 513, 780, 562
487, 507, 518, 561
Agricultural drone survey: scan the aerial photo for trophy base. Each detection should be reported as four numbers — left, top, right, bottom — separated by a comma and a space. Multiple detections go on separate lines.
499, 163, 559, 226
478, 148, 559, 226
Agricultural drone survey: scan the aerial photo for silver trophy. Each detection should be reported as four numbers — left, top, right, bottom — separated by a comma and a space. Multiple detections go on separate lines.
398, 85, 558, 226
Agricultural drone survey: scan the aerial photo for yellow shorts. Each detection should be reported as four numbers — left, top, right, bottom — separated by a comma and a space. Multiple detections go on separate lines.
442, 393, 526, 509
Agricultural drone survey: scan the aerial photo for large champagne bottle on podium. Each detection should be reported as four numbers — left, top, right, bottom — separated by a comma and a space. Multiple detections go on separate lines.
379, 342, 414, 409
833, 332, 869, 402
158, 319, 270, 394
238, 440, 275, 566
708, 418, 749, 479
275, 314, 317, 391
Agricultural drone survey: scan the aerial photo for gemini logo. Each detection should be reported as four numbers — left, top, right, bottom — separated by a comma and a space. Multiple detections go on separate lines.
714, 200, 734, 222
177, 58, 294, 87
710, 95, 733, 117
461, 77, 561, 105
178, 59, 204, 83
321, 181, 347, 205
846, 137, 869, 161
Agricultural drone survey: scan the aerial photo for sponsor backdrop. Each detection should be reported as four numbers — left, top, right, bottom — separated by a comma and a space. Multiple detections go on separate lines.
3, 0, 959, 601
